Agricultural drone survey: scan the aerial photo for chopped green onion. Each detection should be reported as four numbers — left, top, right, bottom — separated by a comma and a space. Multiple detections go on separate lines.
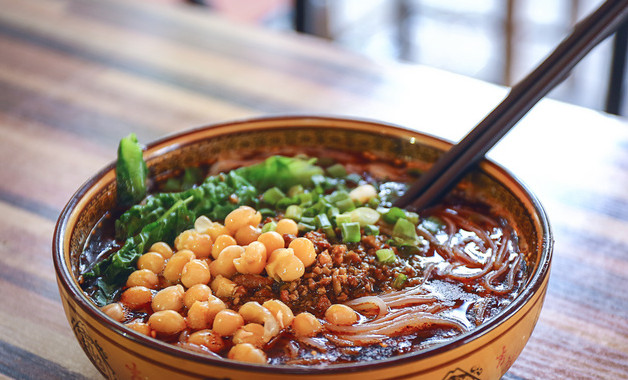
326, 163, 347, 178
376, 249, 396, 264
335, 198, 355, 213
368, 197, 381, 208
288, 184, 304, 197
327, 206, 340, 221
298, 222, 316, 232
285, 205, 302, 221
392, 273, 408, 289
276, 196, 299, 209
300, 216, 315, 225
298, 192, 314, 206
345, 173, 362, 184
258, 208, 275, 218
311, 174, 327, 193
335, 214, 352, 225
393, 218, 418, 240
328, 190, 350, 203
383, 207, 406, 224
262, 221, 277, 233
262, 187, 285, 205
340, 222, 361, 243
364, 224, 380, 236
315, 213, 336, 239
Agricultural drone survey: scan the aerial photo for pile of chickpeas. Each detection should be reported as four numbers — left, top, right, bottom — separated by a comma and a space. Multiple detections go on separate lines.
101, 206, 361, 364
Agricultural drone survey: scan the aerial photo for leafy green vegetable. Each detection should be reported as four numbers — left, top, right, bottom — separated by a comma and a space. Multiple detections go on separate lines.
114, 171, 258, 241
326, 163, 347, 178
86, 196, 195, 305
116, 133, 147, 207
235, 155, 324, 191
162, 167, 204, 192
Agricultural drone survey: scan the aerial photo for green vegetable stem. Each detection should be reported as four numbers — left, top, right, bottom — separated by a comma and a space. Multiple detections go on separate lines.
116, 133, 147, 208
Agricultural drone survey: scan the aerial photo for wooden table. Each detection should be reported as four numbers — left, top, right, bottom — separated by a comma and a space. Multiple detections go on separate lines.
1, 0, 627, 378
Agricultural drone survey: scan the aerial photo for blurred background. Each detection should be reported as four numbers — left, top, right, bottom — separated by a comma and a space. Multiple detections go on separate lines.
150, 0, 627, 115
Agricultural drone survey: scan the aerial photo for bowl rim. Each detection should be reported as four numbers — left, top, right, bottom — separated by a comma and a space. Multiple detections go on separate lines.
53, 114, 553, 375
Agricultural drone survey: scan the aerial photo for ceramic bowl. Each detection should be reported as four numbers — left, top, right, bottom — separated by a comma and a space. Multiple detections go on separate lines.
53, 115, 552, 380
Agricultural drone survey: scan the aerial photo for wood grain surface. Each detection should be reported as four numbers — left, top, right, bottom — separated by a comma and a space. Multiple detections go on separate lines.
1, 0, 627, 379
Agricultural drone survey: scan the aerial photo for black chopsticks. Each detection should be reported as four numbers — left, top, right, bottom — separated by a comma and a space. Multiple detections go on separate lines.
393, 0, 628, 211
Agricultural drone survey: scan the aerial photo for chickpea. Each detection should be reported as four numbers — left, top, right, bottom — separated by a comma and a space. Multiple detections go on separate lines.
101, 303, 125, 322
187, 329, 225, 353
275, 218, 298, 236
137, 252, 165, 274
174, 229, 212, 259
181, 259, 211, 288
211, 234, 237, 259
288, 238, 316, 267
228, 343, 267, 364
162, 249, 195, 283
234, 225, 261, 246
212, 309, 244, 336
187, 296, 226, 330
325, 304, 358, 326
205, 222, 230, 241
126, 321, 151, 336
152, 285, 185, 312
292, 312, 322, 337
249, 211, 262, 228
126, 269, 159, 289
232, 323, 266, 347
262, 300, 294, 329
206, 294, 227, 314
120, 286, 152, 309
225, 206, 260, 233
209, 245, 244, 278
238, 301, 279, 342
265, 248, 304, 282
183, 284, 212, 309
148, 310, 186, 335
187, 301, 210, 330
149, 242, 173, 260
210, 275, 237, 298
257, 231, 285, 254
233, 241, 267, 275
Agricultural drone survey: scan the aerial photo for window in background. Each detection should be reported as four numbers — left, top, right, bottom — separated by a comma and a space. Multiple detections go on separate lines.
174, 0, 625, 114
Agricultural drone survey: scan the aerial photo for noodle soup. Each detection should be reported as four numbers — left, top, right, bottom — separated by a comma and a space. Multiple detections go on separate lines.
80, 148, 527, 365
